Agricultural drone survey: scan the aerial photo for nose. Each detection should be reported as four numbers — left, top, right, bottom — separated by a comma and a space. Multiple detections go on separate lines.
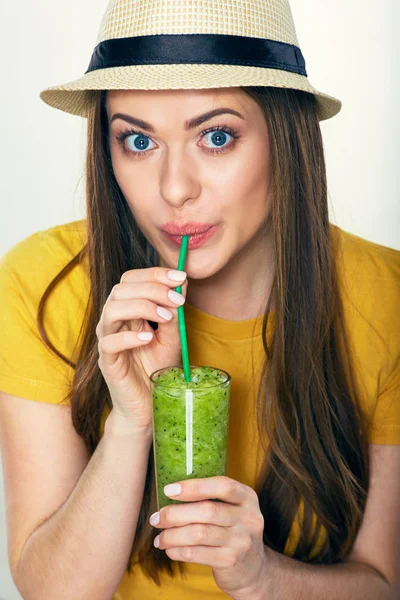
159, 147, 201, 209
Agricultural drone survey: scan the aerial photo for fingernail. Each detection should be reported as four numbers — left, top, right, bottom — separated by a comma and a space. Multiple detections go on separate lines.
164, 483, 182, 496
154, 535, 160, 548
137, 332, 153, 340
167, 270, 187, 281
168, 290, 186, 306
156, 306, 173, 320
149, 511, 160, 526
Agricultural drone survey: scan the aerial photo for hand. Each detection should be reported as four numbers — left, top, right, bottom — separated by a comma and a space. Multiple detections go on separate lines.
96, 267, 188, 435
149, 476, 268, 598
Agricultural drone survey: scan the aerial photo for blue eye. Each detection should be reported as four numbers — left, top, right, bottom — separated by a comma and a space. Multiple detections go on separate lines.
116, 125, 240, 157
126, 133, 156, 153
202, 129, 232, 150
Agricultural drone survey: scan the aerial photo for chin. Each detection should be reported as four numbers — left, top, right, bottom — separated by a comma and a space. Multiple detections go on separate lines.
184, 256, 225, 280
159, 254, 219, 280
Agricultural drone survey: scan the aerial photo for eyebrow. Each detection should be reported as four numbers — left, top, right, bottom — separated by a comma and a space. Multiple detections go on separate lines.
110, 107, 245, 132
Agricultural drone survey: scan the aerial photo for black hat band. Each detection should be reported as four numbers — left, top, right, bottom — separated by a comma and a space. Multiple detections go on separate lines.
85, 33, 307, 76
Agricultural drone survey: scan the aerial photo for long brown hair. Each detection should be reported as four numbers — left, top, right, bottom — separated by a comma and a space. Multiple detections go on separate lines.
37, 86, 369, 584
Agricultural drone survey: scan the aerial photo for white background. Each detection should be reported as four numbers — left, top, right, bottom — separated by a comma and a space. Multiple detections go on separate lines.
0, 0, 398, 598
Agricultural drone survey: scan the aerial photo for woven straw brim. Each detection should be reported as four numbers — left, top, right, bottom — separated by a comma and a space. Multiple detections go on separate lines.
40, 64, 341, 121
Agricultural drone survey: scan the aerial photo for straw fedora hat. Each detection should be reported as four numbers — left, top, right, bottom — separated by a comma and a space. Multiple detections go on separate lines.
40, 0, 342, 122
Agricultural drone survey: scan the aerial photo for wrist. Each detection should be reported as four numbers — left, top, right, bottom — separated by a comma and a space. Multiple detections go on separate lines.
250, 546, 276, 600
105, 409, 153, 444
254, 545, 279, 600
230, 546, 274, 600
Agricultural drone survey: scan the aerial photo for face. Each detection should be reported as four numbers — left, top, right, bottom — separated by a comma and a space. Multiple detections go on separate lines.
105, 88, 272, 279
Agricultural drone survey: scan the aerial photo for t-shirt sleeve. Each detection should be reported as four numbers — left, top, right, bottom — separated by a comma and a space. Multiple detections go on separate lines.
368, 355, 400, 444
0, 231, 87, 405
336, 229, 400, 445
366, 246, 400, 445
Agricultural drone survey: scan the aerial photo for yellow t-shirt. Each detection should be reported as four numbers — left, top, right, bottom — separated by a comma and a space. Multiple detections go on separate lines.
0, 219, 399, 599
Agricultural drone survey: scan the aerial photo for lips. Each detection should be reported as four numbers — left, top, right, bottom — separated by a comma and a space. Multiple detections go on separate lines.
162, 226, 217, 249
161, 222, 215, 236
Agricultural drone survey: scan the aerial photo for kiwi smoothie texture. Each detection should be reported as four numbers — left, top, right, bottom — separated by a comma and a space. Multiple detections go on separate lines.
151, 365, 230, 509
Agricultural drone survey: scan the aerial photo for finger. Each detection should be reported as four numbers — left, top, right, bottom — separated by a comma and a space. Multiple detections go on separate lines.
100, 298, 175, 337
156, 523, 229, 550
163, 476, 258, 507
153, 500, 238, 529
120, 267, 187, 287
98, 330, 154, 368
108, 281, 186, 309
164, 545, 235, 569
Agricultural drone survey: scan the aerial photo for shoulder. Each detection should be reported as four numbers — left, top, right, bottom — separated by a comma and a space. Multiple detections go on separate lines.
330, 223, 400, 311
330, 222, 400, 282
0, 219, 88, 279
330, 223, 400, 398
0, 220, 90, 357
0, 219, 89, 298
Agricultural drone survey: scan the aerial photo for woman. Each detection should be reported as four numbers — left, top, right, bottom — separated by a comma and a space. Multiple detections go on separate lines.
0, 0, 399, 598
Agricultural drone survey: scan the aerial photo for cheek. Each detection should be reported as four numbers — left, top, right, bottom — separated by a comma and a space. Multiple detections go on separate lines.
109, 151, 155, 214
110, 148, 133, 187
225, 154, 271, 222
109, 147, 130, 191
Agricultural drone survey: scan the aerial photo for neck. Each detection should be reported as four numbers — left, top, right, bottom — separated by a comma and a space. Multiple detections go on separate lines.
159, 226, 275, 322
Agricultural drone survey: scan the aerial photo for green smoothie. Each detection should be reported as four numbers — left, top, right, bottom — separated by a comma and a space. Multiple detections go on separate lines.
150, 365, 231, 509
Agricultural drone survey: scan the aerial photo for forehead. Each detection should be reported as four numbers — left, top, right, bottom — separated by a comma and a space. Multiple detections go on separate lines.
105, 87, 253, 120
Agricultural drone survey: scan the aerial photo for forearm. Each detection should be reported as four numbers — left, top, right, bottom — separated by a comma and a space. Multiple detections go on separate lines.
253, 546, 392, 600
14, 410, 152, 600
